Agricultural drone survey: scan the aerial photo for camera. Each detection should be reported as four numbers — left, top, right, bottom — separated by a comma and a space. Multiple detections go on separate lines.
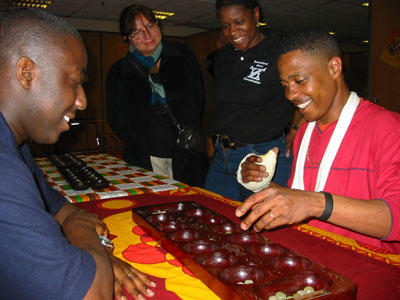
176, 125, 206, 155
159, 102, 206, 155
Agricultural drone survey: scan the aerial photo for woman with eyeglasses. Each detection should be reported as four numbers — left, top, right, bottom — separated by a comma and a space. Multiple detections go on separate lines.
106, 4, 208, 187
204, 0, 303, 201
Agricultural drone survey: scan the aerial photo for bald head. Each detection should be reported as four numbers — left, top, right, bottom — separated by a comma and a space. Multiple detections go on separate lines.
0, 8, 82, 67
0, 8, 88, 145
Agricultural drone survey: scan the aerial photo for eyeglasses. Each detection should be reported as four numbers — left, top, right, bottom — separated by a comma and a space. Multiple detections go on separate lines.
129, 21, 159, 40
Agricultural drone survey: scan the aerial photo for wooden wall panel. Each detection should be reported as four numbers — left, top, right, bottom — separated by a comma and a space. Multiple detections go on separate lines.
370, 0, 400, 112
79, 31, 102, 120
207, 30, 222, 54
342, 52, 369, 97
101, 32, 129, 150
185, 33, 209, 61
74, 31, 104, 152
164, 36, 185, 44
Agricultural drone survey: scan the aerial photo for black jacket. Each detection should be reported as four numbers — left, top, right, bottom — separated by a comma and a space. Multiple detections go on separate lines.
106, 39, 208, 186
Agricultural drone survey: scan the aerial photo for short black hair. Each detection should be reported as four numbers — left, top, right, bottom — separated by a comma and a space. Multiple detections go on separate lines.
281, 27, 342, 60
215, 0, 263, 21
0, 8, 82, 66
119, 4, 159, 42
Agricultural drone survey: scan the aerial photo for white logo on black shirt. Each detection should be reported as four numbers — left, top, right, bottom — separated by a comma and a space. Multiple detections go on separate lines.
243, 60, 269, 84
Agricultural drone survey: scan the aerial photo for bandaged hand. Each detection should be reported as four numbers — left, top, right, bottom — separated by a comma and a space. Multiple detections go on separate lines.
237, 147, 278, 192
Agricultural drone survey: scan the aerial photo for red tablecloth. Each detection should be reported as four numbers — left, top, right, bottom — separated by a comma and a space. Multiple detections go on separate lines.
77, 193, 400, 300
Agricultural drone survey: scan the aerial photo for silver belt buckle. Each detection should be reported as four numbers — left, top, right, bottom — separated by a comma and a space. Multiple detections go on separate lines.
219, 135, 232, 151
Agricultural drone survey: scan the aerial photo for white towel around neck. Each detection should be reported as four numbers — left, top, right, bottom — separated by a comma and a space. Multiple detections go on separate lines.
291, 92, 360, 192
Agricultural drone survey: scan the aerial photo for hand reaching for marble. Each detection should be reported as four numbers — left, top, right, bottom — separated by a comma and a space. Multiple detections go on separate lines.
237, 147, 278, 192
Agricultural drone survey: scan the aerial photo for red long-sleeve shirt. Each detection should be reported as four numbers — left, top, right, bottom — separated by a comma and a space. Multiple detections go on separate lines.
289, 100, 400, 253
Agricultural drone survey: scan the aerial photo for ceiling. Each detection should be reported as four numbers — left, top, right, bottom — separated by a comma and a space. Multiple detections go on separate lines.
1, 0, 370, 52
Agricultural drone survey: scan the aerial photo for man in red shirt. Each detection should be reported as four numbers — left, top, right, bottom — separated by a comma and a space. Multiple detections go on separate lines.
237, 28, 400, 253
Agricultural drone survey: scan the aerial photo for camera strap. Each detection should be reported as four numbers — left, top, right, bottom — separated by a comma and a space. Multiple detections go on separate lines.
128, 55, 182, 131
161, 103, 182, 131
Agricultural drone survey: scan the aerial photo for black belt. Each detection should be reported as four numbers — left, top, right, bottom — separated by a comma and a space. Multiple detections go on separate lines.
217, 132, 284, 151
217, 135, 246, 151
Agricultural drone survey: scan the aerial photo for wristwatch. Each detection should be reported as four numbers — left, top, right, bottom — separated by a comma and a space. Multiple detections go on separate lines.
291, 123, 299, 131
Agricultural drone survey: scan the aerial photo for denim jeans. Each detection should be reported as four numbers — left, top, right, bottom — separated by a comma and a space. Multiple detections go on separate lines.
204, 134, 292, 202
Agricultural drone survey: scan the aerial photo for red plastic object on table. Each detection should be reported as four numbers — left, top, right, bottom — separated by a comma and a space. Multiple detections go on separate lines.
132, 201, 357, 300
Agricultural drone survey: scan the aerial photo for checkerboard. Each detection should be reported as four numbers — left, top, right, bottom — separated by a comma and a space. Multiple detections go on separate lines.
35, 153, 189, 203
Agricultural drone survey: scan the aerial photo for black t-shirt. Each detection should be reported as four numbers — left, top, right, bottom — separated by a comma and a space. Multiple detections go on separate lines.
212, 29, 293, 144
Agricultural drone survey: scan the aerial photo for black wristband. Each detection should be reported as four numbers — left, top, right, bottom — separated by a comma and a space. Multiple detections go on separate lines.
291, 123, 299, 130
319, 192, 333, 221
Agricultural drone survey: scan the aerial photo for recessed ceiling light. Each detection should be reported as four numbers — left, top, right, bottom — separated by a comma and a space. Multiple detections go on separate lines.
259, 22, 267, 26
329, 32, 336, 35
361, 2, 369, 7
363, 40, 369, 43
153, 11, 175, 20
12, 0, 52, 9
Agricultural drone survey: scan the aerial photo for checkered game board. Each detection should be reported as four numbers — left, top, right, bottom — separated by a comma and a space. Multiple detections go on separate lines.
35, 153, 189, 203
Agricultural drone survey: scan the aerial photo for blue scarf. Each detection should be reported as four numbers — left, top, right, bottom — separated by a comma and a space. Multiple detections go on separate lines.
131, 42, 163, 69
131, 43, 165, 106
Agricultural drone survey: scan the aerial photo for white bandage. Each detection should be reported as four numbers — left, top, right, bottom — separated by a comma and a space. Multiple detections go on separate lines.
237, 149, 277, 192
